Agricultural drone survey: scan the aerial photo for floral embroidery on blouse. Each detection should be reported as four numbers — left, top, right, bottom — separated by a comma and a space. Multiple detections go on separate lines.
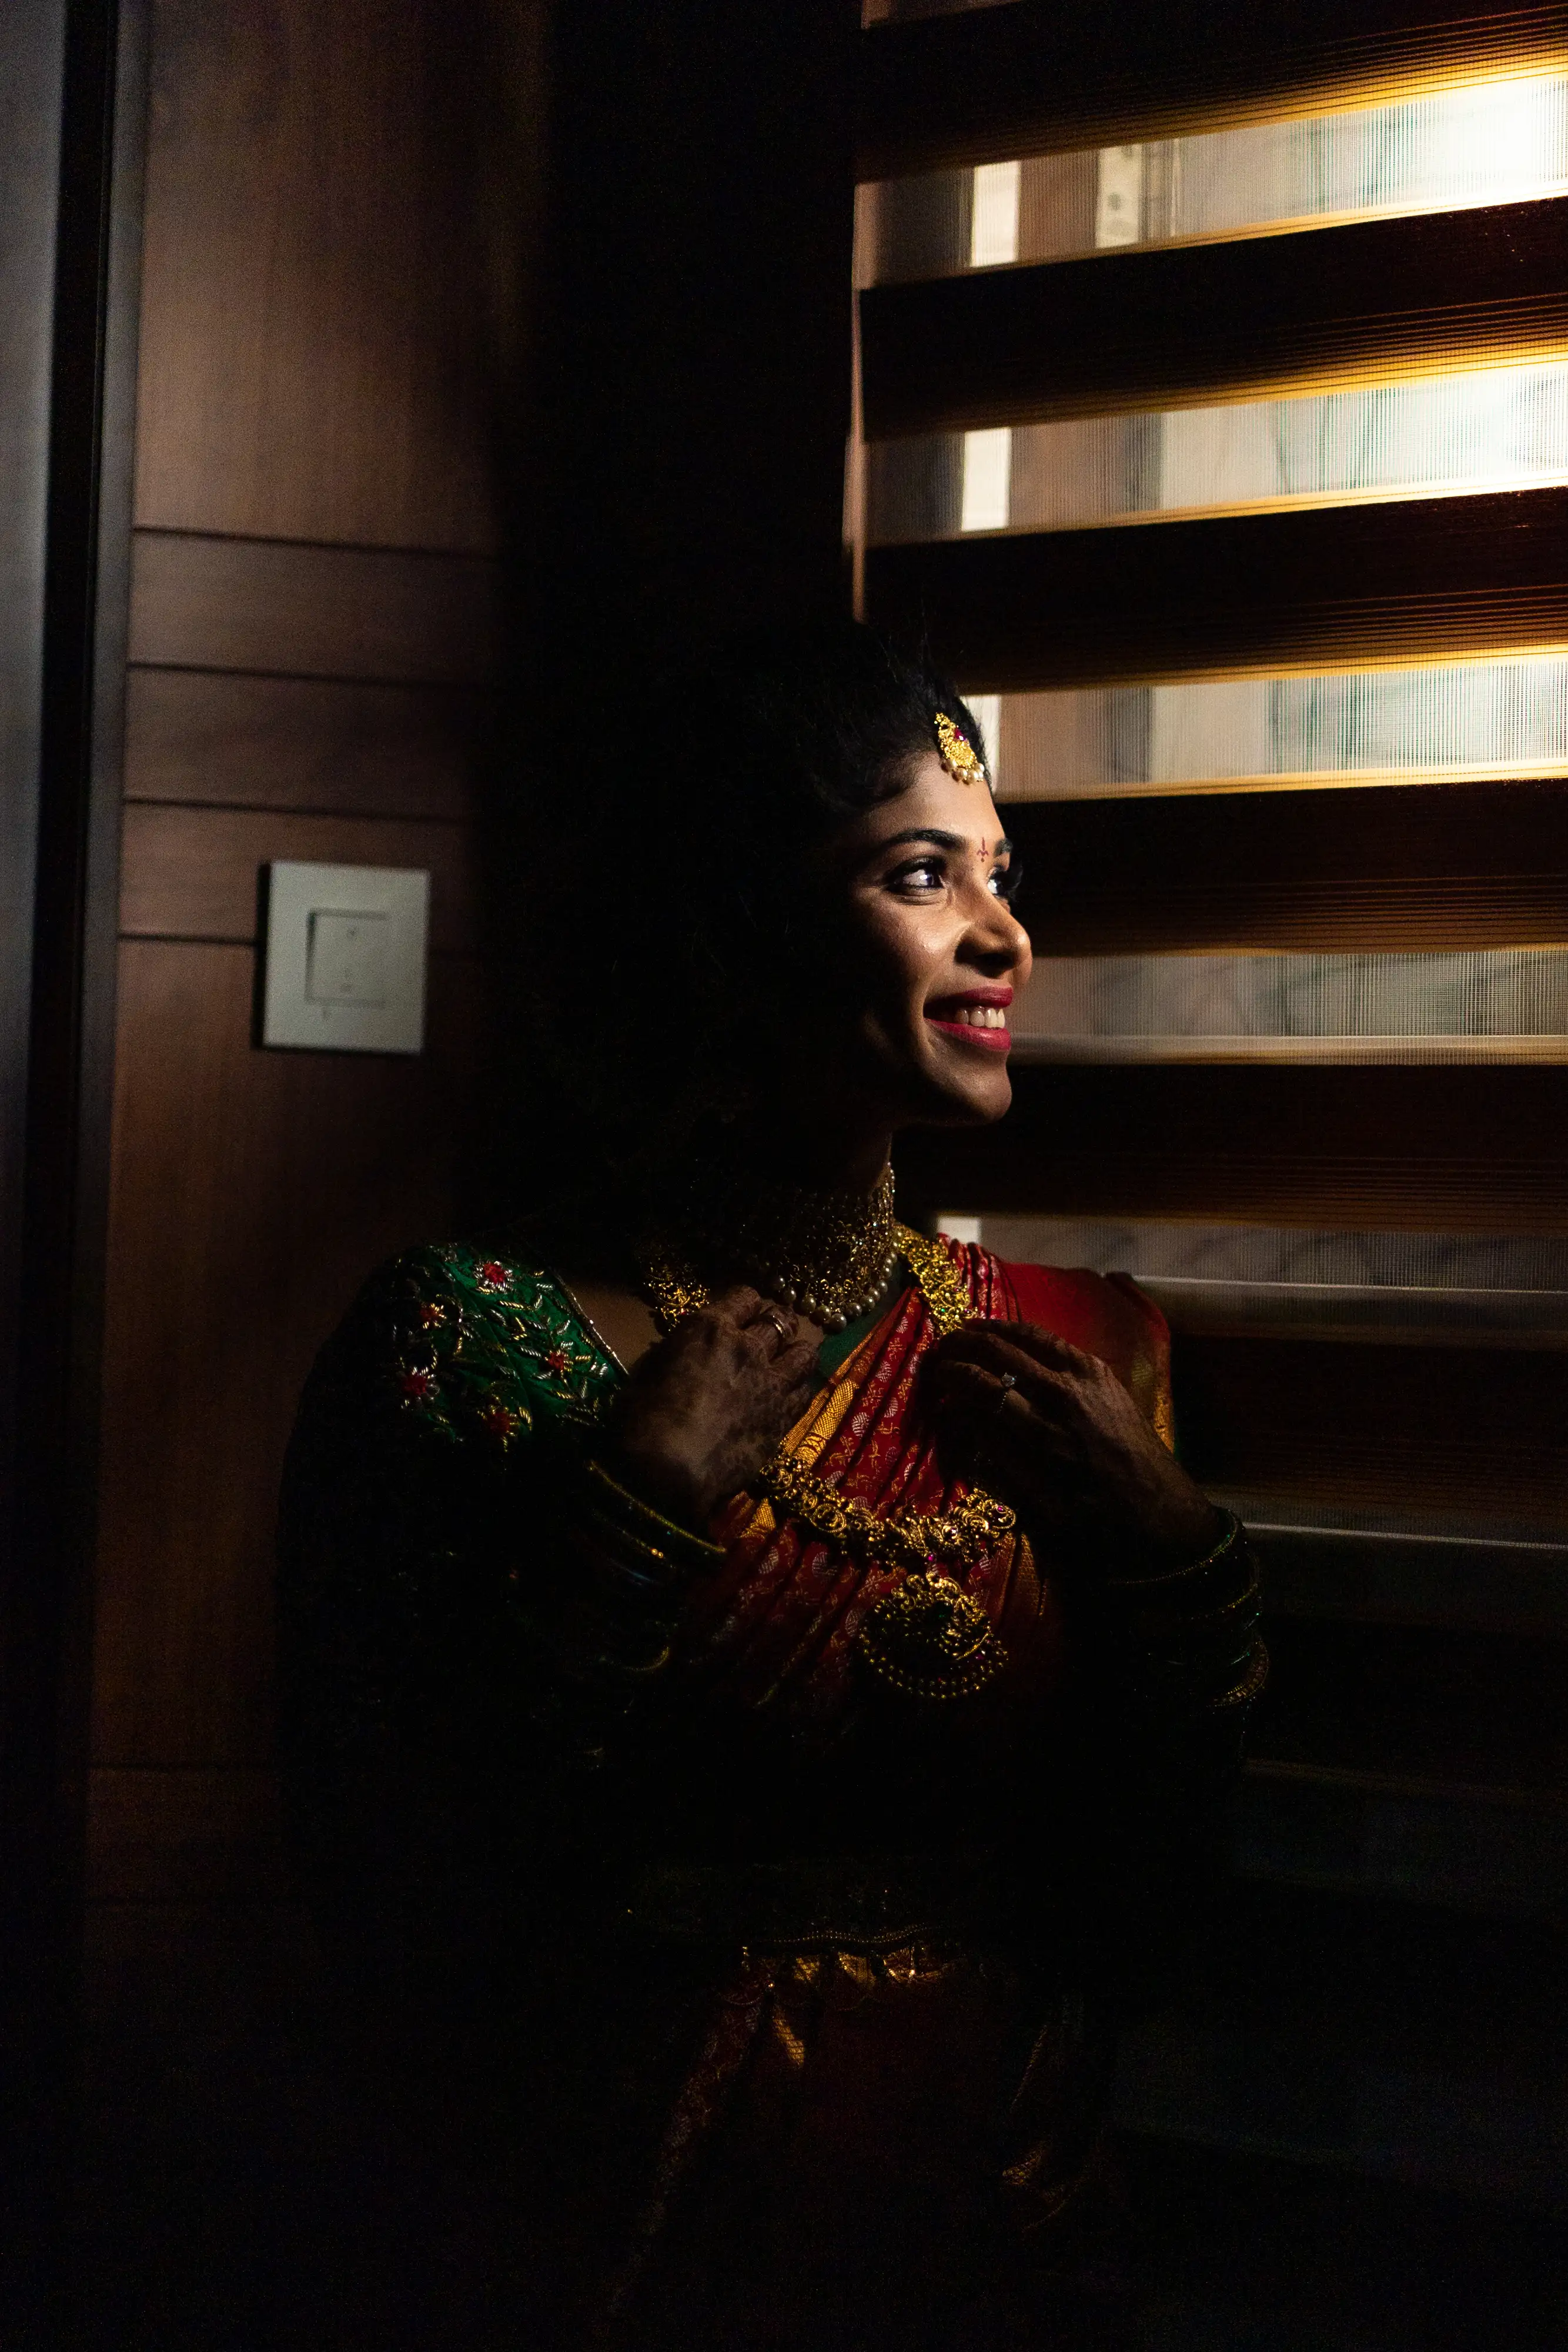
382, 1243, 620, 1452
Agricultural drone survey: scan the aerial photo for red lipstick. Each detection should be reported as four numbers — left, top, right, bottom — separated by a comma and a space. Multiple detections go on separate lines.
924, 987, 1013, 1055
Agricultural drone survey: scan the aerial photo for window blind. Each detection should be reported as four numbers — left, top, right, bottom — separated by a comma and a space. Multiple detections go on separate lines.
854, 0, 1568, 2213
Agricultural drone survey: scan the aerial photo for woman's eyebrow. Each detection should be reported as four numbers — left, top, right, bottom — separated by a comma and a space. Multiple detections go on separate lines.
874, 827, 1014, 857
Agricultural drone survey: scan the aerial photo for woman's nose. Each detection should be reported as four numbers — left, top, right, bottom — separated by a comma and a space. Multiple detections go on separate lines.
965, 892, 1029, 971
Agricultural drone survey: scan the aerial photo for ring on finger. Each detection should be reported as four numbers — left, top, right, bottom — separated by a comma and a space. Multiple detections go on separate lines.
761, 1307, 794, 1342
993, 1371, 1018, 1418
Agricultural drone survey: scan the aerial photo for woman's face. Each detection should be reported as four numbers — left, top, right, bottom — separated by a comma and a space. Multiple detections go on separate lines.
800, 749, 1032, 1131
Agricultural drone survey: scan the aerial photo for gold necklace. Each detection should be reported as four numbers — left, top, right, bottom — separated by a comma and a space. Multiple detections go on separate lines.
642, 1166, 899, 1333
637, 1217, 1015, 1702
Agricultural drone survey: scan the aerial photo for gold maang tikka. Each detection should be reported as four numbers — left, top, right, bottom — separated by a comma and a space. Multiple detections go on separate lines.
934, 710, 989, 790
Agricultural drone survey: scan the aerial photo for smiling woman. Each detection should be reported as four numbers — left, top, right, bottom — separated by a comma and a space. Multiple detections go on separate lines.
276, 624, 1264, 2350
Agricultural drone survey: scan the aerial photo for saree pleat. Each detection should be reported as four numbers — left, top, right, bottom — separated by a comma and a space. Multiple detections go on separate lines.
685, 1254, 1030, 1723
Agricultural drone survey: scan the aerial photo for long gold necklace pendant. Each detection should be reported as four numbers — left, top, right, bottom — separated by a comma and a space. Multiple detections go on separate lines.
856, 1567, 1006, 1702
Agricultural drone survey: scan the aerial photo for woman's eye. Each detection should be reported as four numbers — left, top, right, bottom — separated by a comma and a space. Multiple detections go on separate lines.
989, 863, 1021, 901
891, 858, 947, 893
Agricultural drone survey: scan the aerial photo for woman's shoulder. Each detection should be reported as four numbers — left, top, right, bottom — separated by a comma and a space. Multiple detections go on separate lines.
298, 1233, 618, 1458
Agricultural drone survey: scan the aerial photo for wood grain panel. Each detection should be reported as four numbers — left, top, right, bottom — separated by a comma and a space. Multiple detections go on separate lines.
125, 669, 483, 820
128, 532, 499, 685
866, 487, 1568, 691
1175, 1333, 1568, 1529
861, 198, 1568, 436
92, 940, 483, 1766
82, 1891, 320, 2036
119, 804, 478, 953
859, 0, 1568, 179
88, 1766, 287, 1902
1007, 780, 1568, 954
135, 0, 499, 550
897, 1062, 1568, 1227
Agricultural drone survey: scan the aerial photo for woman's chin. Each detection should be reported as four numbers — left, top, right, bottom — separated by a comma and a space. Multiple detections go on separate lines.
952, 1074, 1013, 1124
902, 1057, 1014, 1128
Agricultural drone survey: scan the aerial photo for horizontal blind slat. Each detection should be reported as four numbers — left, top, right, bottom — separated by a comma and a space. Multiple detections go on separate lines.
861, 198, 1568, 437
865, 485, 1568, 689
860, 0, 1568, 178
1255, 1619, 1568, 1783
1175, 1333, 1568, 1529
897, 1061, 1568, 1224
1007, 783, 1568, 953
1252, 1524, 1568, 1636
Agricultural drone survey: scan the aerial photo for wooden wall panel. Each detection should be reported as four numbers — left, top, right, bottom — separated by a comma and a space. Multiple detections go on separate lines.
119, 806, 478, 950
128, 532, 499, 684
93, 940, 482, 1768
88, 1767, 287, 1901
134, 0, 497, 551
125, 670, 482, 820
86, 0, 516, 1952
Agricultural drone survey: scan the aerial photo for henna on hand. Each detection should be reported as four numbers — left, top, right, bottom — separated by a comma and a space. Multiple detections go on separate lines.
603, 1285, 822, 1531
928, 1320, 1219, 1573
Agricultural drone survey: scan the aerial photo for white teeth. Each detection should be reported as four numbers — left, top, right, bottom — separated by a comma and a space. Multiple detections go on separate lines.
938, 1004, 1008, 1028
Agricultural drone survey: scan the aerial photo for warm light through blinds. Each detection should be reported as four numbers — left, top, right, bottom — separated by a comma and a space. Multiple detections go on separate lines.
1014, 948, 1568, 1060
868, 364, 1568, 542
957, 1218, 1568, 1294
858, 74, 1568, 283
985, 655, 1568, 799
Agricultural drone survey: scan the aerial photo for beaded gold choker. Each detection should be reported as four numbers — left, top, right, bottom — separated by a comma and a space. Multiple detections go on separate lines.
641, 1165, 899, 1334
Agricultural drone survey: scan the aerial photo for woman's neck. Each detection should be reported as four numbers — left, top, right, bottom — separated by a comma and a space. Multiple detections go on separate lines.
727, 1114, 894, 1199
551, 1124, 899, 1362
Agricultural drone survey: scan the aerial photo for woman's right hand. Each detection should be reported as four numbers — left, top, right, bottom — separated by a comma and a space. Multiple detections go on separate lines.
601, 1286, 822, 1531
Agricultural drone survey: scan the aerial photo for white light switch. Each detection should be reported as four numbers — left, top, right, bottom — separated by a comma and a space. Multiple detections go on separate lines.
263, 863, 429, 1053
306, 910, 390, 1006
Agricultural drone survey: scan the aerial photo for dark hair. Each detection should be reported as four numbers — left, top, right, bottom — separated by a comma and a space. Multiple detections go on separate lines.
514, 622, 988, 1195
693, 621, 986, 834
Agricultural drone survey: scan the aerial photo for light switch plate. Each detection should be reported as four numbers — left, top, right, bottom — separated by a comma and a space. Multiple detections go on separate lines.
262, 861, 430, 1053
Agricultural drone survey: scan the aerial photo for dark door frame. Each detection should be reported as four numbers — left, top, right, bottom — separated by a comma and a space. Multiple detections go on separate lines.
2, 0, 146, 2303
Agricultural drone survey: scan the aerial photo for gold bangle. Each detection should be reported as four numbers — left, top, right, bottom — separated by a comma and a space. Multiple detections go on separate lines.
1104, 1508, 1245, 1593
574, 1452, 724, 1573
1121, 1578, 1262, 1641
574, 1499, 689, 1591
549, 1619, 676, 1683
1205, 1640, 1271, 1713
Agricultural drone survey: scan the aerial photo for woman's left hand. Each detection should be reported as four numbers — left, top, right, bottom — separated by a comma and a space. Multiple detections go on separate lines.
928, 1321, 1219, 1576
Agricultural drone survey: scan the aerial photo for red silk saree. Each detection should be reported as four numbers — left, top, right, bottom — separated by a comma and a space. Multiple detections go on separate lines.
280, 1235, 1241, 2350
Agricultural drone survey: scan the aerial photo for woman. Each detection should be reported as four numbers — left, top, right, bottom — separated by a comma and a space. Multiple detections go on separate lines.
279, 626, 1263, 2350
